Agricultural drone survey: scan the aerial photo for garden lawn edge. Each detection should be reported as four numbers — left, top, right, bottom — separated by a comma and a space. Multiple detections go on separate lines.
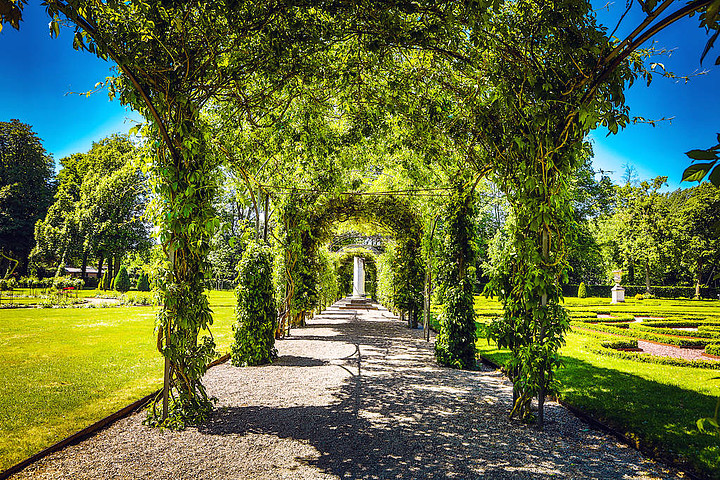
0, 353, 231, 480
475, 353, 705, 480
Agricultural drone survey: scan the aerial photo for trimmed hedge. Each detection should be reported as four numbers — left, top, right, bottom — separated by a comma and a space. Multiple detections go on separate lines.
562, 284, 720, 299
629, 323, 720, 339
706, 344, 720, 356
114, 266, 131, 292
591, 343, 720, 369
573, 321, 711, 348
600, 339, 638, 350
641, 319, 720, 329
136, 272, 150, 292
573, 328, 720, 368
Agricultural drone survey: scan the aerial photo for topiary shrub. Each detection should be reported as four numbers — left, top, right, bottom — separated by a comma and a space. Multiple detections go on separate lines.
706, 343, 720, 357
136, 272, 150, 292
577, 282, 587, 298
114, 266, 131, 292
231, 242, 277, 367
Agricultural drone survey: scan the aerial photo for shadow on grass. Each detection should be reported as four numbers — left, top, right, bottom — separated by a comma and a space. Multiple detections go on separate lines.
557, 355, 720, 479
478, 340, 720, 479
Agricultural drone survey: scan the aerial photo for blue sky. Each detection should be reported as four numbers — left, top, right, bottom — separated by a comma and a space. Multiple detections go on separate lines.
0, 4, 141, 164
0, 3, 718, 189
591, 1, 720, 189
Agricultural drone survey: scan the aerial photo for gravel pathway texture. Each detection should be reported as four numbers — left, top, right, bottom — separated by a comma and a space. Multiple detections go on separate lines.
11, 301, 684, 480
637, 340, 717, 362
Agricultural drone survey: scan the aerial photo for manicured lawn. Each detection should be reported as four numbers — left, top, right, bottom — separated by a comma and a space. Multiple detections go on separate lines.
0, 290, 235, 471
472, 295, 720, 479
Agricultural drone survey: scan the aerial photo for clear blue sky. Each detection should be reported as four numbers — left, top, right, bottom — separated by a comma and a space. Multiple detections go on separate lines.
0, 4, 141, 165
591, 1, 720, 190
1, 3, 718, 188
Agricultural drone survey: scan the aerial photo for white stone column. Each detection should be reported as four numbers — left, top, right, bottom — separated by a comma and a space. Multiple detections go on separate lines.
353, 256, 365, 297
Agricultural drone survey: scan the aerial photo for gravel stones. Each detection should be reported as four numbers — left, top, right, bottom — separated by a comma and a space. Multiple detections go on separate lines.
10, 304, 683, 480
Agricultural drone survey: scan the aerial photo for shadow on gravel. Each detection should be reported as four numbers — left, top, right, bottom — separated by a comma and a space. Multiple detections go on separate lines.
197, 316, 660, 479
274, 355, 328, 367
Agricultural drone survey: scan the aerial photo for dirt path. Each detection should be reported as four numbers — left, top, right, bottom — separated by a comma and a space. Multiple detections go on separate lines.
11, 301, 682, 479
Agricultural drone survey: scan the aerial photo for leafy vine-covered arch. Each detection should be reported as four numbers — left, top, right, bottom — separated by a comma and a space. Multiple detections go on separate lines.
5, 0, 713, 428
277, 193, 424, 332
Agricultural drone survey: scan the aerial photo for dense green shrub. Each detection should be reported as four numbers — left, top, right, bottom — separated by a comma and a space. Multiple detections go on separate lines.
562, 284, 720, 299
0, 278, 17, 290
630, 323, 720, 340
577, 282, 587, 298
376, 243, 400, 312
435, 184, 477, 370
573, 322, 711, 348
706, 344, 720, 356
136, 272, 150, 292
114, 266, 131, 292
51, 276, 84, 290
600, 339, 638, 350
231, 242, 277, 367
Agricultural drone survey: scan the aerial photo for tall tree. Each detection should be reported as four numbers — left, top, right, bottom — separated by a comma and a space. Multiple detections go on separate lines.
32, 135, 149, 278
614, 177, 677, 292
0, 119, 55, 275
678, 182, 720, 297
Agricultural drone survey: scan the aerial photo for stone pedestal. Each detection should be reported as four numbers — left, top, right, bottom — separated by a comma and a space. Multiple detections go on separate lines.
353, 256, 365, 297
611, 285, 625, 304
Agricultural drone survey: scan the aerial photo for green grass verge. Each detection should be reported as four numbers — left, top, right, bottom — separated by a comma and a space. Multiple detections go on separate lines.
472, 295, 720, 479
0, 290, 236, 471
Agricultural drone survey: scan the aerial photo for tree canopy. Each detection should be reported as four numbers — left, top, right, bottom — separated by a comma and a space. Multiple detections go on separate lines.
0, 119, 55, 276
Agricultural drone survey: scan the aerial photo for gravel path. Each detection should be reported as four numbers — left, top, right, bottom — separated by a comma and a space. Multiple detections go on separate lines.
11, 301, 683, 480
637, 340, 718, 362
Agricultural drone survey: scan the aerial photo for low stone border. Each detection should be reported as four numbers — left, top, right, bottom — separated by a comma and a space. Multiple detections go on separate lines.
0, 353, 231, 480
702, 352, 720, 360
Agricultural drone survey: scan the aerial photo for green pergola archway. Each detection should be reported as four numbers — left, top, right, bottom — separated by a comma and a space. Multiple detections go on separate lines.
276, 193, 424, 333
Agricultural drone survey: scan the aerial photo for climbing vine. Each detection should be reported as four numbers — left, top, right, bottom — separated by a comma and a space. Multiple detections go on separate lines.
275, 193, 424, 331
435, 181, 478, 370
231, 242, 278, 367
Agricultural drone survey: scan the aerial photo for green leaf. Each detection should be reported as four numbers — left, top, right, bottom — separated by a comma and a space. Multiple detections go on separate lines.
709, 165, 720, 187
685, 149, 718, 161
682, 162, 716, 183
50, 19, 60, 38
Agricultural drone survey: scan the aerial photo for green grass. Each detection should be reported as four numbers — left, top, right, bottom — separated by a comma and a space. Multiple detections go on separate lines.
0, 290, 236, 471
471, 295, 720, 479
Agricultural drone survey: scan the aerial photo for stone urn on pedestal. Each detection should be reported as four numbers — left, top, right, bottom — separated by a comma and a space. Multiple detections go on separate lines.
611, 270, 625, 304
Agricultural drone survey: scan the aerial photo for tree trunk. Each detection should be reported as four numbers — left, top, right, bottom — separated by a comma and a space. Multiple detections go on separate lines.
81, 251, 88, 279
696, 259, 703, 299
97, 255, 104, 278
263, 193, 270, 242
538, 230, 549, 428
645, 259, 650, 294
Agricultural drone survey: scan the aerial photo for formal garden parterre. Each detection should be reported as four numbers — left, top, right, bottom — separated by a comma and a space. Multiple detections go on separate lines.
469, 295, 720, 478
